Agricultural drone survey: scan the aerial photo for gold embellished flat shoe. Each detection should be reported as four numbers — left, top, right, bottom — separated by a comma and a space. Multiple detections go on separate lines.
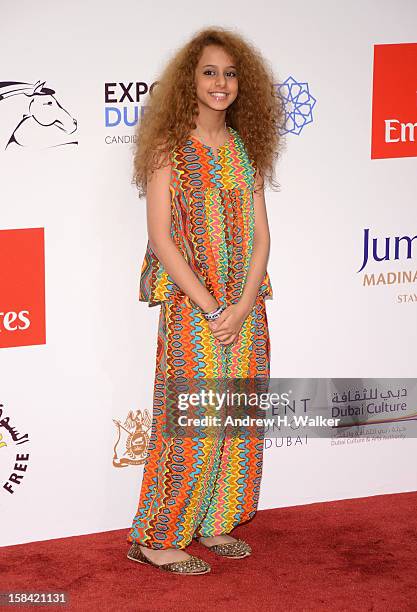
199, 537, 252, 559
127, 542, 211, 575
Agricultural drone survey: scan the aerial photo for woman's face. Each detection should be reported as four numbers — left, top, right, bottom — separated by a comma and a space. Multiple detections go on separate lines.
194, 44, 238, 112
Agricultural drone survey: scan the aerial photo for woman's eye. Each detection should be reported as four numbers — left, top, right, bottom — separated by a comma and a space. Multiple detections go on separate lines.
203, 70, 237, 77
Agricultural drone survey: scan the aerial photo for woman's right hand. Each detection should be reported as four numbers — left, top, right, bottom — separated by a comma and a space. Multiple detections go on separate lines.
207, 318, 234, 343
203, 298, 237, 346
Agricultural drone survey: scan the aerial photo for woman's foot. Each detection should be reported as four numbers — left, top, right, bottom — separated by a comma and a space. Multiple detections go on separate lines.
198, 534, 238, 547
137, 545, 191, 565
197, 534, 251, 558
127, 542, 211, 574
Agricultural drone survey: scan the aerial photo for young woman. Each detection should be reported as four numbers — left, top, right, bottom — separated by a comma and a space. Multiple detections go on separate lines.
126, 26, 283, 575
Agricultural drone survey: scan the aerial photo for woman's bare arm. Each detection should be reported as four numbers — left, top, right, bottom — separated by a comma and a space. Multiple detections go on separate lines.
238, 170, 271, 315
145, 158, 219, 313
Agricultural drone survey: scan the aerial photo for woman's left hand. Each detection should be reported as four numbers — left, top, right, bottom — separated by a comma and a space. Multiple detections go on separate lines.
208, 302, 253, 346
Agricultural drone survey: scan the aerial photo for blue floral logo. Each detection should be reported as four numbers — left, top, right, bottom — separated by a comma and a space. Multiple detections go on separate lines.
274, 77, 317, 136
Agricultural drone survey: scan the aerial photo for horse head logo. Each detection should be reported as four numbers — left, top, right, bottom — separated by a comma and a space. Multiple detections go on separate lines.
0, 80, 78, 150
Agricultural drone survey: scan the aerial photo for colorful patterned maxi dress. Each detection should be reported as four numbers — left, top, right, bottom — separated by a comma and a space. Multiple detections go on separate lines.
127, 126, 273, 550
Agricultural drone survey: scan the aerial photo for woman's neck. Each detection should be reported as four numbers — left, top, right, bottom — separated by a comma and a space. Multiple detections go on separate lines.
192, 123, 228, 142
191, 106, 227, 141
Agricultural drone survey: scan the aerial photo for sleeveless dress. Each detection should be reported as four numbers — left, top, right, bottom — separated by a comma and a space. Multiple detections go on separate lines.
127, 126, 272, 550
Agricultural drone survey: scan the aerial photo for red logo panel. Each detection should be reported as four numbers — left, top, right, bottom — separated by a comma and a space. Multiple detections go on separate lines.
0, 228, 45, 348
371, 42, 417, 159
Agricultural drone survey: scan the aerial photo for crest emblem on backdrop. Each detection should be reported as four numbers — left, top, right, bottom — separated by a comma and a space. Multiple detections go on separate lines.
113, 409, 152, 467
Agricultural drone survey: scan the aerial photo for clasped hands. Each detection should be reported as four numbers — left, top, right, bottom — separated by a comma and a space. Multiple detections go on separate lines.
206, 301, 253, 347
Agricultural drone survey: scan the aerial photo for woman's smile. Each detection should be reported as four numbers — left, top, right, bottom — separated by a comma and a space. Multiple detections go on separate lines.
209, 91, 230, 101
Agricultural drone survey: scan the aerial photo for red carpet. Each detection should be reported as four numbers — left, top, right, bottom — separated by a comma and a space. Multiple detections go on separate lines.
1, 492, 416, 611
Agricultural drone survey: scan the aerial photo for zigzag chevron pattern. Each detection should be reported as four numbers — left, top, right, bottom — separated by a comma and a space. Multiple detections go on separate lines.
127, 126, 272, 549
138, 126, 273, 309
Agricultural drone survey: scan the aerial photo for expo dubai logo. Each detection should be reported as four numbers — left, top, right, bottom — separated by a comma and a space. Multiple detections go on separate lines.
357, 227, 416, 303
274, 76, 317, 136
104, 81, 157, 145
371, 42, 417, 159
0, 80, 78, 151
0, 228, 46, 349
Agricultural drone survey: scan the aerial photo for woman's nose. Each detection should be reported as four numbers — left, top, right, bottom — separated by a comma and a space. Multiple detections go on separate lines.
215, 74, 226, 87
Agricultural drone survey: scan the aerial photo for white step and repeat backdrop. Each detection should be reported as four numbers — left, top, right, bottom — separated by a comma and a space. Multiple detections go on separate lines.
1, 0, 416, 546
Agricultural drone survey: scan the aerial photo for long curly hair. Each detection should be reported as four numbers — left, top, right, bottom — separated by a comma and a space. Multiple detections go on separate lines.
132, 26, 285, 198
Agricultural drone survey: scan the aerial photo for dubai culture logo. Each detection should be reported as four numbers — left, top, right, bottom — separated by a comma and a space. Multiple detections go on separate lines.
274, 76, 317, 136
0, 80, 78, 150
112, 409, 151, 467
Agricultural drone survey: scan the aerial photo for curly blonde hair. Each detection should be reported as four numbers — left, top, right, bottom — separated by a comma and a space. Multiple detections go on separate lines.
132, 26, 285, 198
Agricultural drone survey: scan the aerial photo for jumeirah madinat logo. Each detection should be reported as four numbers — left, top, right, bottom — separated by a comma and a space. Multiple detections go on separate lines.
0, 80, 78, 150
113, 409, 151, 467
0, 402, 30, 497
274, 76, 317, 136
357, 227, 416, 303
